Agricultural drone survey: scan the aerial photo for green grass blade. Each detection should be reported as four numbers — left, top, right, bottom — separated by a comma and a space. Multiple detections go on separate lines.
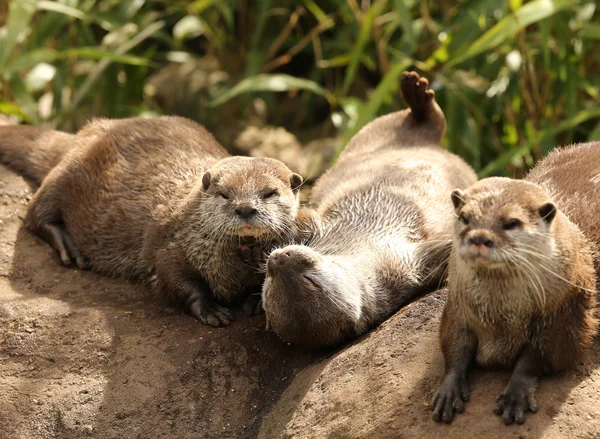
37, 1, 87, 20
0, 0, 37, 68
447, 0, 571, 68
393, 0, 416, 50
210, 74, 332, 107
480, 106, 600, 177
342, 0, 388, 94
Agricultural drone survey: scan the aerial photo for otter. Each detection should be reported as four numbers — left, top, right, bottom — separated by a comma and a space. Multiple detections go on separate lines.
432, 142, 600, 425
261, 71, 478, 350
0, 116, 307, 326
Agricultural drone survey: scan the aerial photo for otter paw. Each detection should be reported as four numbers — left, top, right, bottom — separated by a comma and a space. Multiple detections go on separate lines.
494, 382, 538, 425
431, 374, 469, 423
237, 244, 265, 265
189, 301, 233, 327
401, 71, 435, 122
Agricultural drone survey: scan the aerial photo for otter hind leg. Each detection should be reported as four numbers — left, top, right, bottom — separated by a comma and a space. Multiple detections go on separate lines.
400, 71, 446, 141
401, 71, 435, 122
35, 222, 90, 269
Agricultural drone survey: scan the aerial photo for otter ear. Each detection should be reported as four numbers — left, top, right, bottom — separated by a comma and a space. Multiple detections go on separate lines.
202, 172, 211, 190
538, 202, 557, 224
290, 173, 303, 193
450, 189, 467, 211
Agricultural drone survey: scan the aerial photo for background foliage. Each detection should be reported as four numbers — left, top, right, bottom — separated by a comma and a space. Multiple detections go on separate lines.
1, 0, 599, 176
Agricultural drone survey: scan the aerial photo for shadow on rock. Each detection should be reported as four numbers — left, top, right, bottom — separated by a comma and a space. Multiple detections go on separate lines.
260, 291, 600, 439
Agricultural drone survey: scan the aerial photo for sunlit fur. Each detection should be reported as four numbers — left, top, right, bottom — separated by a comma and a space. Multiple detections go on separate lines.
445, 176, 598, 369
0, 116, 305, 322
262, 71, 478, 349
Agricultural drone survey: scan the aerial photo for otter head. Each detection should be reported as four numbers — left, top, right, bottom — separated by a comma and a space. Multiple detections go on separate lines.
262, 245, 363, 350
200, 157, 303, 239
450, 177, 557, 270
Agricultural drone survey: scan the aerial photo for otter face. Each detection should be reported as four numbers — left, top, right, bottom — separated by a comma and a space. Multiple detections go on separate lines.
201, 157, 302, 239
262, 245, 362, 350
450, 178, 557, 270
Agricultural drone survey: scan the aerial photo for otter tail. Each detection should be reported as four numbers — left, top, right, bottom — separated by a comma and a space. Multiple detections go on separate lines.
0, 124, 75, 185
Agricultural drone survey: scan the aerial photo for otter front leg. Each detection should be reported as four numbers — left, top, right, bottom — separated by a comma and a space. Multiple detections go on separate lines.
432, 307, 477, 423
155, 247, 232, 327
494, 345, 542, 424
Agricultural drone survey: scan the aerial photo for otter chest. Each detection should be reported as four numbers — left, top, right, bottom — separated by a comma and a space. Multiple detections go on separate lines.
456, 279, 542, 368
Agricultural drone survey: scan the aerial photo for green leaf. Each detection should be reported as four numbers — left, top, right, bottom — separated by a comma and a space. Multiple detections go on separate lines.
446, 0, 571, 68
393, 0, 416, 49
581, 23, 600, 40
7, 75, 39, 124
0, 101, 28, 120
173, 15, 205, 40
4, 47, 151, 74
210, 74, 332, 107
588, 121, 600, 141
0, 0, 37, 68
37, 1, 87, 20
303, 0, 328, 24
480, 106, 600, 177
342, 0, 388, 94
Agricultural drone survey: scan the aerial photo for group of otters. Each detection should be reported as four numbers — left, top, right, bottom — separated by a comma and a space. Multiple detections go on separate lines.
0, 72, 599, 426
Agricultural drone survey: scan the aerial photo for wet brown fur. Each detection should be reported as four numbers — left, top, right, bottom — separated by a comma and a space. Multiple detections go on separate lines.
0, 116, 305, 326
434, 145, 600, 424
261, 72, 477, 350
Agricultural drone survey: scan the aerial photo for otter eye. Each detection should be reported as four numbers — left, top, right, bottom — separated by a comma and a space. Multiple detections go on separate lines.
503, 218, 522, 230
216, 192, 229, 200
262, 189, 278, 199
459, 213, 469, 226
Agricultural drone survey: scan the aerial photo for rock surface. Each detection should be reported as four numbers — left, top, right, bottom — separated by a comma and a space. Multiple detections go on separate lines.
0, 164, 599, 438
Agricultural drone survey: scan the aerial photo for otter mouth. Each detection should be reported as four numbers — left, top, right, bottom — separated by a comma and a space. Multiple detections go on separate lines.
235, 223, 270, 237
266, 247, 319, 277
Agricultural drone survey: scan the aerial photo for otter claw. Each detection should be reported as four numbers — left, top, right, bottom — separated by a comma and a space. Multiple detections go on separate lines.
189, 301, 232, 327
494, 382, 538, 425
432, 374, 469, 423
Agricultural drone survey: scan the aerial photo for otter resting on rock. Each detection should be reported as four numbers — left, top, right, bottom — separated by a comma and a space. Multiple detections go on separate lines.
432, 143, 600, 425
0, 116, 308, 326
261, 71, 478, 350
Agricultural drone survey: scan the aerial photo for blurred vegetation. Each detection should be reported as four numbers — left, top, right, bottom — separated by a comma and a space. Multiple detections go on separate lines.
0, 0, 599, 176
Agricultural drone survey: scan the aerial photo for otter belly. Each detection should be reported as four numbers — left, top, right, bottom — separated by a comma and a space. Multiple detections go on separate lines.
473, 324, 528, 368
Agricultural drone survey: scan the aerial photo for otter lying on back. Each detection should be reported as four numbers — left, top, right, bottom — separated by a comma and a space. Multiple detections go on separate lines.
261, 72, 477, 349
0, 116, 307, 326
432, 142, 600, 425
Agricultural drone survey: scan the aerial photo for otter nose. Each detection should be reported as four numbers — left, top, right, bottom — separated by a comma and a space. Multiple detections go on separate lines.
467, 236, 494, 248
235, 205, 258, 219
271, 248, 292, 259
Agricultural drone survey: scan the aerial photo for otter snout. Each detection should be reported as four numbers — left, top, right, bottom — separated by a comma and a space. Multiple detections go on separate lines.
235, 204, 258, 219
266, 245, 320, 277
464, 230, 495, 259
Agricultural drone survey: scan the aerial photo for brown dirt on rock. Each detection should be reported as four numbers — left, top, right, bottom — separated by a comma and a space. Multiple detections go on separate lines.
1, 164, 599, 439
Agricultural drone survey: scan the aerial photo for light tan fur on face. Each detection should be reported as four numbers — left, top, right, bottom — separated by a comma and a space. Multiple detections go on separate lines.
444, 175, 598, 370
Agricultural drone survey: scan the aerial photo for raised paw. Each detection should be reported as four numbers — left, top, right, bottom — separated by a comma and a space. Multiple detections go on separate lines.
189, 300, 233, 327
494, 381, 538, 425
431, 373, 469, 423
237, 244, 265, 265
401, 71, 436, 123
